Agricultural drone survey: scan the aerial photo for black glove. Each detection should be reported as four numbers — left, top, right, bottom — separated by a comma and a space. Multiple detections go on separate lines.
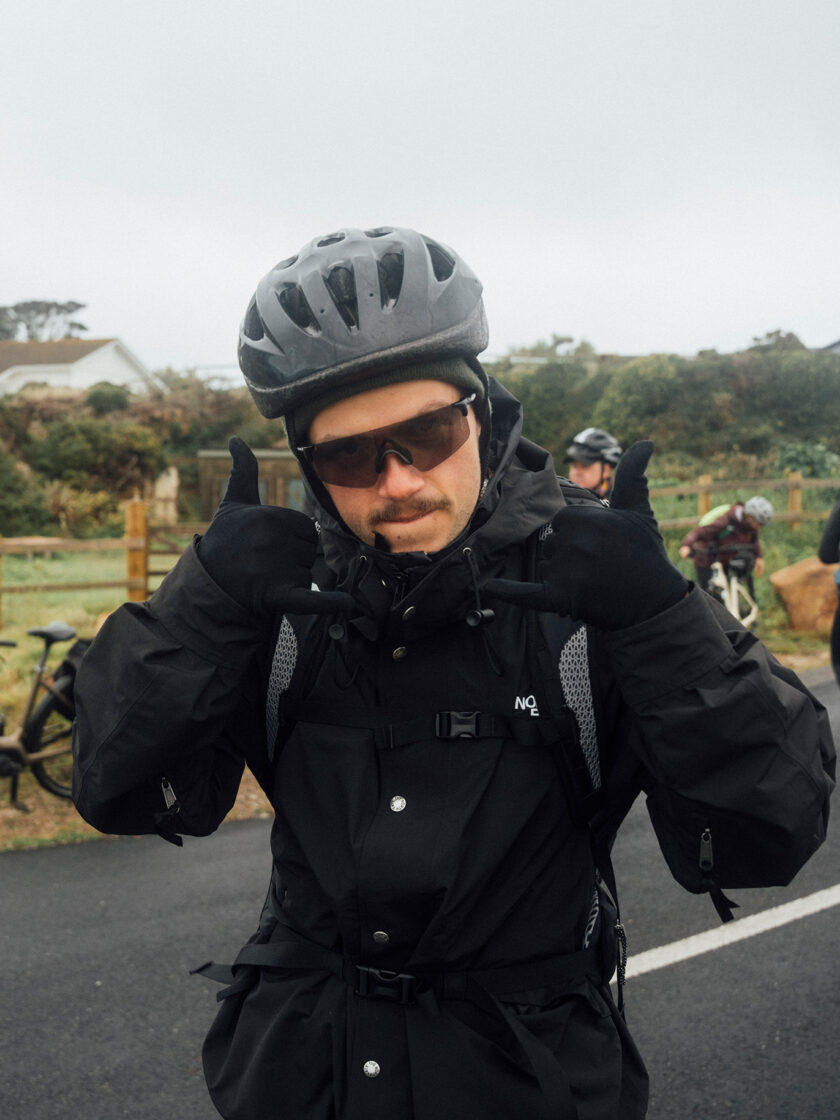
484, 441, 688, 630
198, 436, 355, 618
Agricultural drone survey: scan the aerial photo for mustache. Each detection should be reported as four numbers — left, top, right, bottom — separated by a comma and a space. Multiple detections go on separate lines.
369, 498, 450, 526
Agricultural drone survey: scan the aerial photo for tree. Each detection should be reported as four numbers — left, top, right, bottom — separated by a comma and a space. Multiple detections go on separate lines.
592, 355, 681, 445
0, 301, 89, 341
749, 329, 806, 352
0, 306, 17, 340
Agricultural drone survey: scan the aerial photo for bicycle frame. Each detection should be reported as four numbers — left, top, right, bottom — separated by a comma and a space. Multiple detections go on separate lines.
706, 561, 759, 629
0, 623, 78, 808
0, 672, 73, 766
688, 542, 760, 629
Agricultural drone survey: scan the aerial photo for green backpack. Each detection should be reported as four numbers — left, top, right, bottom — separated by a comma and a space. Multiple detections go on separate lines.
698, 502, 731, 526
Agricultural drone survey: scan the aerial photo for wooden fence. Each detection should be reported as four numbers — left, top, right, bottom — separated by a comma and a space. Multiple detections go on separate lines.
0, 474, 837, 623
0, 499, 154, 628
656, 471, 839, 530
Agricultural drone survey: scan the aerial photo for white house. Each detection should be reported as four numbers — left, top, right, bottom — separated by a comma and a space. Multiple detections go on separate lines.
0, 338, 167, 396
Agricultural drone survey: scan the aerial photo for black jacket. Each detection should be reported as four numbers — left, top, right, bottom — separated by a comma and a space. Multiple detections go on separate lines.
818, 497, 840, 567
72, 381, 835, 1120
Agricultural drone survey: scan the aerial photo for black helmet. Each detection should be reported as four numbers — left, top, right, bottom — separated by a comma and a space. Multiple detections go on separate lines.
565, 427, 623, 466
238, 227, 489, 419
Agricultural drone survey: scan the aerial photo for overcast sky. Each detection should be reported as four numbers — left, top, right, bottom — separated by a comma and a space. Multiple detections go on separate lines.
4, 0, 839, 377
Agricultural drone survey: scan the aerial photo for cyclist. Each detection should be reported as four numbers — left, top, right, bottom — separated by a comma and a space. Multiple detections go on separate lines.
564, 427, 623, 500
72, 228, 832, 1120
679, 496, 773, 595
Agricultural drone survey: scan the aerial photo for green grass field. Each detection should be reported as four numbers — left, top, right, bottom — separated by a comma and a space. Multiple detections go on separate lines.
0, 550, 142, 724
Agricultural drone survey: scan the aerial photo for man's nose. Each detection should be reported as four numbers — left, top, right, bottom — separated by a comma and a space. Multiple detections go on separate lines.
375, 449, 425, 498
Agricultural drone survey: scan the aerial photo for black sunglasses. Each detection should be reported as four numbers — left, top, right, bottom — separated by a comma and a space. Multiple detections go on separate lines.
297, 393, 476, 489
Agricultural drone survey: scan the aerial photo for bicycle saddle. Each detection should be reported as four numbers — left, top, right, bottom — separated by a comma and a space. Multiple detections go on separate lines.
27, 621, 77, 645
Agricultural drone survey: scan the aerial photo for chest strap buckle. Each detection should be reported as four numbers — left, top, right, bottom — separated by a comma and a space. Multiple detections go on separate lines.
436, 710, 480, 738
355, 965, 417, 1004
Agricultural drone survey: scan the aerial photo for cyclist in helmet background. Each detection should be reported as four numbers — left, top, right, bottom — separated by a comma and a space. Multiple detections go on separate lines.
72, 227, 832, 1120
565, 427, 623, 500
679, 496, 773, 596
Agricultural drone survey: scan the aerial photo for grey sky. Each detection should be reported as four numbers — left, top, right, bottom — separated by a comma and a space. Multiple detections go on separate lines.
4, 0, 839, 375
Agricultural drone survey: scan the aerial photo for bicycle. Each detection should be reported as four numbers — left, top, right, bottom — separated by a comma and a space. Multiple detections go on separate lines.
688, 544, 760, 630
0, 621, 86, 811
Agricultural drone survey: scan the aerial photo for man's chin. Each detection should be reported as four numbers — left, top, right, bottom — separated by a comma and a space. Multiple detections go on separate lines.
374, 514, 450, 554
369, 508, 430, 549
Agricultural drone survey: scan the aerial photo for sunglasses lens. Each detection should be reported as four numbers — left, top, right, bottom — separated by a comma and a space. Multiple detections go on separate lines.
309, 435, 378, 487
307, 400, 472, 488
397, 407, 467, 471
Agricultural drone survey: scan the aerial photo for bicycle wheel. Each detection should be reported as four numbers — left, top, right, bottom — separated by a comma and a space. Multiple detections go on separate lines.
25, 675, 75, 799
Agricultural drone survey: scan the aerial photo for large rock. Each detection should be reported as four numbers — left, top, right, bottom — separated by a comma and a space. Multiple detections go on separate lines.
770, 556, 838, 633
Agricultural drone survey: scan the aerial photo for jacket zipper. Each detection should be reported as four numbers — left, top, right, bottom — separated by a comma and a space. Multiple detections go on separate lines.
161, 776, 178, 811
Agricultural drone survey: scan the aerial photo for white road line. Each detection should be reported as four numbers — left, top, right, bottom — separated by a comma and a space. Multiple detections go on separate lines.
623, 884, 840, 979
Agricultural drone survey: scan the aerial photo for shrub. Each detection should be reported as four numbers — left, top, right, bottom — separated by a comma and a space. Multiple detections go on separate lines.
42, 482, 122, 537
25, 419, 167, 497
86, 381, 130, 415
0, 451, 54, 535
775, 441, 840, 480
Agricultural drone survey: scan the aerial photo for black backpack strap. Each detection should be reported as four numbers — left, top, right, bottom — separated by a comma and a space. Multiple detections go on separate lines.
526, 519, 630, 1014
293, 703, 550, 750
264, 551, 337, 761
265, 613, 312, 761
556, 476, 609, 508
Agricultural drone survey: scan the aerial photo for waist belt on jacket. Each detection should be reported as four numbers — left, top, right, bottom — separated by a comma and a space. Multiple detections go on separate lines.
193, 928, 602, 1120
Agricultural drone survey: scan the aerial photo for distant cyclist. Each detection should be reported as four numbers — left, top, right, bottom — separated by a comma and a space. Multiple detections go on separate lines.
680, 496, 774, 594
565, 427, 623, 500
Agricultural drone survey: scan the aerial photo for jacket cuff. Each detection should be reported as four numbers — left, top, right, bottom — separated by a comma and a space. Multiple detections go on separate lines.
148, 539, 266, 668
603, 586, 736, 704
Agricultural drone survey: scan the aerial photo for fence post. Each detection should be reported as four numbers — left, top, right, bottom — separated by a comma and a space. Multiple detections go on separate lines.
125, 496, 148, 601
787, 471, 803, 531
697, 475, 713, 520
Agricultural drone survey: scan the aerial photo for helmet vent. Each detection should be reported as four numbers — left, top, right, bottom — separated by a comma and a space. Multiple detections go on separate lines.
324, 265, 359, 329
423, 238, 455, 282
317, 232, 346, 248
364, 227, 394, 238
277, 284, 320, 334
242, 299, 264, 342
377, 251, 404, 309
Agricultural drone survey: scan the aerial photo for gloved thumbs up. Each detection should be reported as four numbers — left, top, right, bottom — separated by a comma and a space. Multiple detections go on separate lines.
484, 440, 688, 630
198, 436, 356, 619
609, 440, 656, 519
222, 435, 262, 505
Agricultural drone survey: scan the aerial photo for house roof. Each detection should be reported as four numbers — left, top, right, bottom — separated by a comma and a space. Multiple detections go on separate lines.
0, 338, 115, 375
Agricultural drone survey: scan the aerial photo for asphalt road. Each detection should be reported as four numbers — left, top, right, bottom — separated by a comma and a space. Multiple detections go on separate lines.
611, 665, 840, 1119
1, 668, 837, 1120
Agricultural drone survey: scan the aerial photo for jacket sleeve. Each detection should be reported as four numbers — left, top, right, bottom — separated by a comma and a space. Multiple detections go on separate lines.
602, 587, 835, 894
73, 542, 270, 840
